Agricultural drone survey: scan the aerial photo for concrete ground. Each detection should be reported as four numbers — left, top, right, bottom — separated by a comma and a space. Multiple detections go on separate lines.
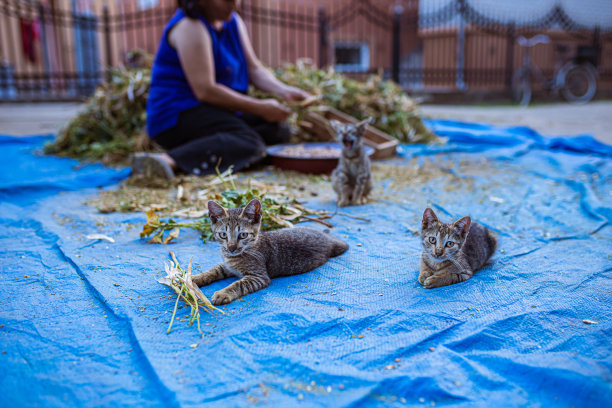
419, 101, 612, 145
0, 102, 84, 136
1, 101, 611, 145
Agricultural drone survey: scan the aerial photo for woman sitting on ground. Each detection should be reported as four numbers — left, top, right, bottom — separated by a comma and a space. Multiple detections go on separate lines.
135, 0, 311, 179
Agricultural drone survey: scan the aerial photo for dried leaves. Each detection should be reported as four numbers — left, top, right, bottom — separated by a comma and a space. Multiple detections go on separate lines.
141, 208, 206, 244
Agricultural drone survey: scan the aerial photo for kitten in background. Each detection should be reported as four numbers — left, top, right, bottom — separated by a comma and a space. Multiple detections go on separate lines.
330, 118, 374, 207
193, 199, 349, 305
419, 208, 497, 289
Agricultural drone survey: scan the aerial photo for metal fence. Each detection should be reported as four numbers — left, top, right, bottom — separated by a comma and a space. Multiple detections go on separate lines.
0, 0, 610, 101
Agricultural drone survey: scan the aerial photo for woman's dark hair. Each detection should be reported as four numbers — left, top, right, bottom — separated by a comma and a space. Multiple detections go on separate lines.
177, 0, 202, 19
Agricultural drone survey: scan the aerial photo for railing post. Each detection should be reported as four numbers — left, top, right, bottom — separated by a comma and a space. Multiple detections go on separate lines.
38, 2, 52, 94
318, 7, 328, 68
505, 22, 515, 91
456, 0, 466, 91
103, 6, 112, 82
392, 4, 402, 84
593, 25, 601, 67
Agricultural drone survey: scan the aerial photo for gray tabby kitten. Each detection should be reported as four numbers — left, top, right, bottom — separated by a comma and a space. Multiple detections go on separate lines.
193, 199, 349, 305
330, 118, 374, 207
419, 208, 497, 289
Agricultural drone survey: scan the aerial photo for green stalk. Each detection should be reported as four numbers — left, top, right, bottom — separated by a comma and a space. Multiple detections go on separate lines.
167, 284, 184, 334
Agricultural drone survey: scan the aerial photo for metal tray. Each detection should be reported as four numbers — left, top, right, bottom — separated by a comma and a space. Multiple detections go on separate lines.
266, 142, 374, 174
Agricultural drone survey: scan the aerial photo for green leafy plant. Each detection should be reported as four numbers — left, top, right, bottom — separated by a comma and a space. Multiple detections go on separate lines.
254, 59, 437, 143
140, 171, 331, 244
44, 67, 153, 165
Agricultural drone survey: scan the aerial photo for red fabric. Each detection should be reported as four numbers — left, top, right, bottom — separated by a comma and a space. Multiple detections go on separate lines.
20, 18, 39, 64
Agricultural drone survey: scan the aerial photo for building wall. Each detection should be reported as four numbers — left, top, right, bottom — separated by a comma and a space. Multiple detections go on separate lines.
0, 0, 416, 83
421, 28, 456, 88
421, 27, 610, 91
1, 0, 611, 99
244, 0, 418, 71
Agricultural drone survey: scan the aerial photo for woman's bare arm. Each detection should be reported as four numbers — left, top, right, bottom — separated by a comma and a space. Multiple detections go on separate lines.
235, 14, 311, 104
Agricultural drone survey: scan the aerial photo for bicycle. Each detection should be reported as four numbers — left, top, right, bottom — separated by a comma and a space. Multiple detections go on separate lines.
512, 34, 598, 106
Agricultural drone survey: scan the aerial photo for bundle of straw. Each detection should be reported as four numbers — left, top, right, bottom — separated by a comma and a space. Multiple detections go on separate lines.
157, 252, 223, 335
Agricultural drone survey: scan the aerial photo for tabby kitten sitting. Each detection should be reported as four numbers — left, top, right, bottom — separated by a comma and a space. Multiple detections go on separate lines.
193, 199, 349, 305
330, 118, 374, 207
419, 208, 497, 289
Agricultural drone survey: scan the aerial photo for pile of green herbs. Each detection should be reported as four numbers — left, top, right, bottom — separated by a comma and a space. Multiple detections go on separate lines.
256, 59, 437, 143
44, 52, 435, 165
43, 66, 154, 165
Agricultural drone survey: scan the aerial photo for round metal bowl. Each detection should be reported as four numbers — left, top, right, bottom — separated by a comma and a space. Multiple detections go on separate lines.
266, 142, 374, 174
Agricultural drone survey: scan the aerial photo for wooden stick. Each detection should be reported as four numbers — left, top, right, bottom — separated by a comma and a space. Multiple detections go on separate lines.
302, 215, 334, 228
333, 212, 371, 222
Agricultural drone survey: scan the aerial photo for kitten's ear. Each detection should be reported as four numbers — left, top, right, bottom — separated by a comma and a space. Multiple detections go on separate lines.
241, 199, 262, 224
207, 200, 227, 224
422, 208, 438, 230
355, 117, 372, 136
329, 119, 344, 133
453, 216, 471, 239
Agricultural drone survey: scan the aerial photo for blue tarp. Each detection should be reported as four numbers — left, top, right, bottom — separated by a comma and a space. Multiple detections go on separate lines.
1, 121, 611, 407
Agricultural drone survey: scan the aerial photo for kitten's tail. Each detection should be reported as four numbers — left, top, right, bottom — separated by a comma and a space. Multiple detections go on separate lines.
324, 230, 349, 257
331, 240, 349, 257
485, 229, 498, 259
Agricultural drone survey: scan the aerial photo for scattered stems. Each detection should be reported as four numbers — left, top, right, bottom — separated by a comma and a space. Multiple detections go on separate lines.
332, 212, 372, 223
301, 215, 334, 228
158, 252, 223, 336
168, 285, 184, 334
141, 209, 210, 243
140, 171, 332, 244
215, 165, 237, 191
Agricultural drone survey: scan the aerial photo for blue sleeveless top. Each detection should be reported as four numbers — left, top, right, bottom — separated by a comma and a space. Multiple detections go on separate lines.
146, 10, 249, 137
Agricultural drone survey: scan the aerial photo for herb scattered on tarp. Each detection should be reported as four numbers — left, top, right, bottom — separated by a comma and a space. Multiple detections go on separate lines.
157, 252, 223, 335
139, 169, 332, 244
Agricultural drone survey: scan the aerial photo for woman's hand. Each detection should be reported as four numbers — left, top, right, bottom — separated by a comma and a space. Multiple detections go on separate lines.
281, 86, 313, 105
257, 99, 291, 122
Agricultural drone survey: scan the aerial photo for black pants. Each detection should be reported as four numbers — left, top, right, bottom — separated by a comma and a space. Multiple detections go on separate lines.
152, 103, 290, 175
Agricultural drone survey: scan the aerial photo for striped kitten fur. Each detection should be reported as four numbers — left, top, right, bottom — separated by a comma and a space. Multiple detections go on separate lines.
330, 118, 374, 207
419, 208, 497, 289
193, 199, 349, 305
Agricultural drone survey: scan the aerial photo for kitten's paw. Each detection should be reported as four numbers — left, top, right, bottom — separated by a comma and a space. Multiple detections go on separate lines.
212, 290, 234, 305
191, 274, 211, 287
337, 199, 349, 207
423, 275, 447, 289
418, 270, 433, 285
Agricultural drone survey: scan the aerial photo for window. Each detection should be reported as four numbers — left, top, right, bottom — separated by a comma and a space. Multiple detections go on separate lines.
138, 0, 159, 10
334, 42, 369, 72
